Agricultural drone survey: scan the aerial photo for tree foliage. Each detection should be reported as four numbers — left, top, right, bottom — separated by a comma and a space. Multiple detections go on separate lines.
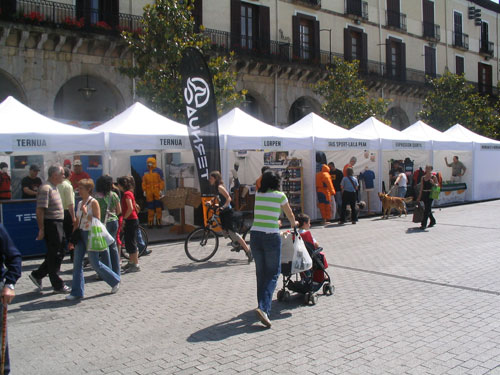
120, 0, 244, 121
418, 71, 499, 139
313, 57, 389, 128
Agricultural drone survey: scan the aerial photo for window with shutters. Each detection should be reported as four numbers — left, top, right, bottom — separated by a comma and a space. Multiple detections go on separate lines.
386, 38, 406, 81
452, 11, 468, 49
344, 27, 367, 73
455, 56, 464, 76
76, 0, 119, 28
292, 13, 320, 63
478, 63, 492, 94
424, 46, 436, 78
422, 0, 439, 40
386, 0, 406, 30
230, 0, 270, 55
241, 3, 257, 50
299, 19, 313, 59
480, 21, 493, 55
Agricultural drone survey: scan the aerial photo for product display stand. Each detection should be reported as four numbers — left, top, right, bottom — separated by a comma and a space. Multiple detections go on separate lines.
169, 175, 195, 234
280, 159, 304, 217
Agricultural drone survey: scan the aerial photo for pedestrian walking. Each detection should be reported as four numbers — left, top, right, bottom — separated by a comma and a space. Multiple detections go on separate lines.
0, 224, 22, 375
250, 170, 297, 328
417, 165, 438, 230
57, 167, 76, 260
66, 179, 120, 301
339, 167, 359, 225
29, 165, 70, 293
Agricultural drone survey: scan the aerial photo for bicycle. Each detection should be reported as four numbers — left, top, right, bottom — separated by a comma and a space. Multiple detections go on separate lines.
119, 224, 149, 259
184, 200, 252, 262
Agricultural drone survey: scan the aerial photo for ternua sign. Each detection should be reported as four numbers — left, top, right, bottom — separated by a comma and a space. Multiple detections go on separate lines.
13, 138, 49, 150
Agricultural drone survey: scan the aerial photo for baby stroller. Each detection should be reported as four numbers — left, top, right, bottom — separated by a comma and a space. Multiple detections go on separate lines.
277, 231, 334, 305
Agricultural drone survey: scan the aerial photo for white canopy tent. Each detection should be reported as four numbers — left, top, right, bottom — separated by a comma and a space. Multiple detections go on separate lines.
351, 117, 432, 197
93, 102, 191, 178
286, 113, 380, 216
218, 109, 312, 212
0, 96, 105, 152
444, 124, 500, 201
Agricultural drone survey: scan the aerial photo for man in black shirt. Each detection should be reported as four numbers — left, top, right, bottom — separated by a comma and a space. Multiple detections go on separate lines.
328, 162, 344, 220
21, 164, 42, 199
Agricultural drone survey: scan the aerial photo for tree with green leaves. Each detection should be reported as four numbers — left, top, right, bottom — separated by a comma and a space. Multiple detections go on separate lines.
418, 71, 499, 139
120, 0, 244, 121
313, 57, 389, 128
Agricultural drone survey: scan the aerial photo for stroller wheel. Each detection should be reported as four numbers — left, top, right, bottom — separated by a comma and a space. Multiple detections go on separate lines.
323, 284, 334, 296
304, 293, 310, 305
284, 291, 290, 302
277, 290, 284, 301
310, 294, 318, 305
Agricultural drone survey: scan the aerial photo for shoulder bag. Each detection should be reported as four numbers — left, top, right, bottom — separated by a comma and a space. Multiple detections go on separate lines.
69, 198, 92, 245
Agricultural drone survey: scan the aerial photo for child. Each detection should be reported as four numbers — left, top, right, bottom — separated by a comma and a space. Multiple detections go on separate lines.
296, 213, 319, 249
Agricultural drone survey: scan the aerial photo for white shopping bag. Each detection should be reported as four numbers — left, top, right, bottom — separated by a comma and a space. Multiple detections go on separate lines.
280, 231, 295, 265
291, 231, 313, 274
87, 217, 115, 252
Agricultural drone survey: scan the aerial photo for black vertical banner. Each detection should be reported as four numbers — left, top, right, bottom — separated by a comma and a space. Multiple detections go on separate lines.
180, 47, 221, 196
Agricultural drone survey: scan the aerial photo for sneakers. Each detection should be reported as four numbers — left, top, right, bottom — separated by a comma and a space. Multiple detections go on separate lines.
122, 263, 141, 274
53, 285, 71, 294
29, 273, 42, 291
246, 251, 253, 264
111, 282, 120, 294
142, 249, 152, 256
255, 308, 272, 328
121, 262, 133, 272
65, 294, 81, 301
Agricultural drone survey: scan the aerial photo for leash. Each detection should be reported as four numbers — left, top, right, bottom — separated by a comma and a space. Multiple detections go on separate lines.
1, 304, 7, 375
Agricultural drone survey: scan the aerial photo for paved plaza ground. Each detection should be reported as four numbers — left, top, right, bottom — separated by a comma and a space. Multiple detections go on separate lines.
9, 200, 500, 374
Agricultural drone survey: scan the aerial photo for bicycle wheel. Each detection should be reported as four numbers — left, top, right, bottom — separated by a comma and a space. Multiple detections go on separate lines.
185, 228, 219, 262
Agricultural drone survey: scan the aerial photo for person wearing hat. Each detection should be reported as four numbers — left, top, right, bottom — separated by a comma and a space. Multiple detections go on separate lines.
21, 164, 42, 199
69, 159, 90, 190
0, 162, 11, 200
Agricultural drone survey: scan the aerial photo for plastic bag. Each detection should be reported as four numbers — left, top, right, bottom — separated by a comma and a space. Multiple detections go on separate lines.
280, 231, 295, 265
291, 231, 313, 274
87, 217, 115, 252
430, 185, 440, 200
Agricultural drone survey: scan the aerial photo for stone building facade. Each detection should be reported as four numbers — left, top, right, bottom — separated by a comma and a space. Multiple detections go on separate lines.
0, 0, 498, 129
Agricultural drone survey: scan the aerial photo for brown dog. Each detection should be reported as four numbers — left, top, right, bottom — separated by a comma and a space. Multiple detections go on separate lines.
378, 193, 413, 219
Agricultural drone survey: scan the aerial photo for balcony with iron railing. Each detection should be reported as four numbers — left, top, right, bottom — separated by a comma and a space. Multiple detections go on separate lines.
0, 0, 142, 34
422, 21, 440, 41
386, 10, 407, 31
480, 39, 494, 56
452, 32, 469, 50
345, 0, 368, 20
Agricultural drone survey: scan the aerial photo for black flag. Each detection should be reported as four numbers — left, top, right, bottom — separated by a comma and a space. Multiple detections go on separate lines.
180, 47, 221, 196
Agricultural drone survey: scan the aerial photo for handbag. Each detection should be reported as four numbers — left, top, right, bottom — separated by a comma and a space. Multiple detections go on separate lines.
412, 202, 424, 223
87, 217, 115, 252
291, 229, 313, 274
69, 198, 92, 245
430, 185, 441, 200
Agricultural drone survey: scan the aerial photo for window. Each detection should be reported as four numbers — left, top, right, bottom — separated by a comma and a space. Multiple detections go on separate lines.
387, 0, 403, 29
453, 11, 464, 48
480, 21, 492, 55
456, 56, 464, 76
478, 63, 492, 94
424, 46, 436, 78
76, 0, 119, 27
230, 0, 270, 55
292, 13, 320, 62
344, 27, 368, 72
386, 37, 406, 80
422, 0, 436, 39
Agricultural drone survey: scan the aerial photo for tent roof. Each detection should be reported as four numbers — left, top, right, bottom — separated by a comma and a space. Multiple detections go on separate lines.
401, 121, 448, 141
0, 96, 105, 151
350, 117, 404, 139
93, 102, 188, 136
444, 124, 500, 144
286, 113, 351, 138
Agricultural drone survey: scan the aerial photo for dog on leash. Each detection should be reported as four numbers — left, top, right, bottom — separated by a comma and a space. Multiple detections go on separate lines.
378, 193, 413, 219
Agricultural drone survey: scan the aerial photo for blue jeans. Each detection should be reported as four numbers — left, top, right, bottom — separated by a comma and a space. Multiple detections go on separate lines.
104, 220, 120, 276
397, 186, 407, 198
70, 231, 120, 297
250, 231, 281, 316
334, 193, 342, 219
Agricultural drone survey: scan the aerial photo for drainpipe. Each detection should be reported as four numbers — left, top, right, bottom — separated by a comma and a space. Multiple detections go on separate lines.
444, 0, 448, 69
378, 0, 384, 98
274, 0, 279, 126
132, 54, 136, 101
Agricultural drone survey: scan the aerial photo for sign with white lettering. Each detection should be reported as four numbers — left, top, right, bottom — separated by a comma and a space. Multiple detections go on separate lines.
392, 141, 424, 149
13, 138, 50, 150
327, 140, 368, 149
262, 139, 283, 150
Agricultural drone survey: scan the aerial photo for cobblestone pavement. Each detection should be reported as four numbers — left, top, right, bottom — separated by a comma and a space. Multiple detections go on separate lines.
10, 200, 500, 374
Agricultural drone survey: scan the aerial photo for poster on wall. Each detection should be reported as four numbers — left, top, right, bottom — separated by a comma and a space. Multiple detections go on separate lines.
77, 155, 103, 183
10, 155, 44, 199
264, 151, 289, 166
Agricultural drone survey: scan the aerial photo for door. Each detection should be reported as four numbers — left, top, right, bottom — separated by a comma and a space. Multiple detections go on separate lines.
422, 0, 434, 37
454, 11, 463, 47
424, 46, 436, 77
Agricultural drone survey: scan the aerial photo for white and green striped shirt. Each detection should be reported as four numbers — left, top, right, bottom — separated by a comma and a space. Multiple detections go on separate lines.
251, 190, 288, 233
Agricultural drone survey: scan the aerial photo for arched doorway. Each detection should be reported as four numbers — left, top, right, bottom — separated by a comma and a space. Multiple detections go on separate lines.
385, 106, 410, 130
288, 96, 320, 124
239, 90, 272, 124
54, 74, 125, 121
0, 69, 26, 103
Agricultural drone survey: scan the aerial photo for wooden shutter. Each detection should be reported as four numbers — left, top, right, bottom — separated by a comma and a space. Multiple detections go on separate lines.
400, 41, 406, 81
455, 56, 464, 75
361, 32, 368, 73
344, 28, 352, 61
101, 0, 119, 27
230, 0, 241, 49
292, 15, 300, 61
387, 0, 400, 12
422, 0, 433, 23
313, 20, 320, 63
385, 38, 392, 78
425, 46, 436, 77
259, 5, 270, 55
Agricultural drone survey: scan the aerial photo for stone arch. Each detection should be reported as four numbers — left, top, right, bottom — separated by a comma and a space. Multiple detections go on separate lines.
385, 106, 410, 130
0, 69, 27, 103
288, 96, 321, 124
240, 89, 272, 124
54, 74, 125, 122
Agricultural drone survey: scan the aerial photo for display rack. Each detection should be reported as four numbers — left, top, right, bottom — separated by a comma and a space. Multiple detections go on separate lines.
268, 159, 303, 217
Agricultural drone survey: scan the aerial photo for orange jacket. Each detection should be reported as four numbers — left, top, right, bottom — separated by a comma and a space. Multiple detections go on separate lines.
316, 164, 335, 202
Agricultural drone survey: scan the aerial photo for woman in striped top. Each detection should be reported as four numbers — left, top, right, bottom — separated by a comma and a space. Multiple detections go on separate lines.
250, 170, 297, 328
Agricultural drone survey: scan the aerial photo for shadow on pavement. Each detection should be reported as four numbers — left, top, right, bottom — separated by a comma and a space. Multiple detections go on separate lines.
10, 291, 110, 313
406, 227, 426, 233
162, 259, 249, 273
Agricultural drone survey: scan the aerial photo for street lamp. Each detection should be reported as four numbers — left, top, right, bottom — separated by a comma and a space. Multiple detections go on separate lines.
320, 28, 332, 65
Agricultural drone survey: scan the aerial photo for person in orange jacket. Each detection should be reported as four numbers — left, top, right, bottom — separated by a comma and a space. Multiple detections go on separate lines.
142, 157, 164, 228
316, 164, 335, 225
